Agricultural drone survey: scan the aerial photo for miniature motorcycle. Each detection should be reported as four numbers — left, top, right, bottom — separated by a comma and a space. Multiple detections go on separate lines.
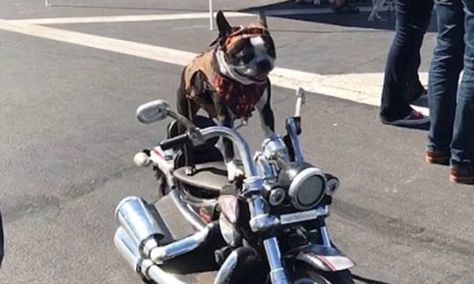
114, 88, 355, 284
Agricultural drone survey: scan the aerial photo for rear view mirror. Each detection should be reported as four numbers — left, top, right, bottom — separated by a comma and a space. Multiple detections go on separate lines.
136, 100, 170, 124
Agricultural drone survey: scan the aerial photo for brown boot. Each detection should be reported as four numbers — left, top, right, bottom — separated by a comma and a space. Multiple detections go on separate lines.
425, 149, 450, 165
449, 165, 474, 185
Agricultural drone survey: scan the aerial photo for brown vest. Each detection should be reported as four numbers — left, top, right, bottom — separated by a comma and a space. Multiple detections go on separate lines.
184, 50, 267, 119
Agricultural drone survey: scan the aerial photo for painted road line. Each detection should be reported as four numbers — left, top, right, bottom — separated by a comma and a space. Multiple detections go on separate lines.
0, 18, 428, 115
0, 19, 196, 66
13, 12, 253, 25
13, 7, 387, 25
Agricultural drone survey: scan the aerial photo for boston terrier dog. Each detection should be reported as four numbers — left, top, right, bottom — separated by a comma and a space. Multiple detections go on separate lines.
176, 10, 276, 181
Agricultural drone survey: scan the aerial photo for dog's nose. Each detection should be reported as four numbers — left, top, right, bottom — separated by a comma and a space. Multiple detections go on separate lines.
257, 60, 273, 73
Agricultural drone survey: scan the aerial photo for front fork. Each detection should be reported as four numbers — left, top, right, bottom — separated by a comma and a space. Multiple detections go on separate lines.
263, 237, 289, 284
262, 216, 333, 284
249, 194, 335, 284
317, 215, 332, 247
247, 190, 289, 284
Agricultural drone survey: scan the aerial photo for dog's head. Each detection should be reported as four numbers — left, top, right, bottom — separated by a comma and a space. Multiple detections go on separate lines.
213, 10, 276, 83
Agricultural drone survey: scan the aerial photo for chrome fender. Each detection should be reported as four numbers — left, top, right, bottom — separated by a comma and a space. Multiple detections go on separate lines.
294, 245, 355, 272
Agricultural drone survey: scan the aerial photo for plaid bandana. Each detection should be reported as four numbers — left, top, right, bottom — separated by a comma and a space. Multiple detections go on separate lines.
211, 72, 267, 118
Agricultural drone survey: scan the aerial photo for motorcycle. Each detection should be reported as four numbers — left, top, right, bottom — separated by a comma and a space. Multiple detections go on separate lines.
114, 88, 355, 284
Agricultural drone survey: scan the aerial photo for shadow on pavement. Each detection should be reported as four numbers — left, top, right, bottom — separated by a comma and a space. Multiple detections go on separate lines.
385, 122, 430, 131
243, 0, 437, 33
353, 273, 392, 284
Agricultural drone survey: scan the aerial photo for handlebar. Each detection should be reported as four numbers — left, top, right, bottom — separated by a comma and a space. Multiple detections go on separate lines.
160, 133, 190, 150
201, 126, 258, 179
160, 126, 258, 179
200, 126, 259, 178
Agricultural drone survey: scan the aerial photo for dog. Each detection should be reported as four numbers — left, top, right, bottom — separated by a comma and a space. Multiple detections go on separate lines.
368, 0, 395, 21
177, 10, 276, 181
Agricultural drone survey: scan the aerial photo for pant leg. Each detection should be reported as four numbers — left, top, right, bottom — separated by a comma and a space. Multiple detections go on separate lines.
451, 0, 474, 166
380, 0, 433, 121
427, 0, 464, 153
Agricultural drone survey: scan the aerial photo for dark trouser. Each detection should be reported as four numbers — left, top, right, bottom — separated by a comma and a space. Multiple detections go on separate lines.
380, 0, 433, 121
427, 0, 474, 167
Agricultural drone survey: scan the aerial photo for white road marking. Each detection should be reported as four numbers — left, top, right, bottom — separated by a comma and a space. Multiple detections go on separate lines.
0, 19, 196, 65
13, 12, 253, 25
0, 17, 428, 115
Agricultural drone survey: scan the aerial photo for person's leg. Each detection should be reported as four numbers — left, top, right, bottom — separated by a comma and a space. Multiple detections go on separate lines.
449, 0, 474, 183
426, 0, 464, 162
406, 0, 433, 103
380, 0, 433, 123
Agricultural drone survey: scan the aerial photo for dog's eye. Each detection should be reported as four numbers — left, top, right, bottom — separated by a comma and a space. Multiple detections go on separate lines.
237, 50, 254, 62
238, 50, 248, 57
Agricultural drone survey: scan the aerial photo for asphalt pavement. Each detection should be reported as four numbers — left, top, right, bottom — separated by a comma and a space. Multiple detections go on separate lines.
0, 0, 473, 283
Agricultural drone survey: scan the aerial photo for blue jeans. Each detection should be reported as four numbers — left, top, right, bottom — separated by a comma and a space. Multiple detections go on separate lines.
380, 0, 433, 121
427, 0, 474, 167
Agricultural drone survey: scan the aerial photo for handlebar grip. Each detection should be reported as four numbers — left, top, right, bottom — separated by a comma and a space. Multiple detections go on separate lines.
160, 133, 190, 150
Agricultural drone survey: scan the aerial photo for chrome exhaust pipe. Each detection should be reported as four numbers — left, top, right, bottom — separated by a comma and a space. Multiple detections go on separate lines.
115, 196, 164, 258
115, 196, 214, 265
114, 227, 141, 273
148, 223, 213, 264
114, 227, 186, 284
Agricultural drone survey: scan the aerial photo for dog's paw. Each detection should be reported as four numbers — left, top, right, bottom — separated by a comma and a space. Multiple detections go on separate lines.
226, 160, 244, 181
185, 166, 197, 176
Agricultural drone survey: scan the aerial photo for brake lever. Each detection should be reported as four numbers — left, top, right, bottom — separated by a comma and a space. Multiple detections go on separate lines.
167, 110, 205, 146
295, 87, 306, 118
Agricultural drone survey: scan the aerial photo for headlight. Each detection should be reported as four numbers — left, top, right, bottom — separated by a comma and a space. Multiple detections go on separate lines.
278, 163, 327, 210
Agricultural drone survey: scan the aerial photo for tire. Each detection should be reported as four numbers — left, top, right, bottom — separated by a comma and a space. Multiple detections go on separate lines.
290, 264, 354, 284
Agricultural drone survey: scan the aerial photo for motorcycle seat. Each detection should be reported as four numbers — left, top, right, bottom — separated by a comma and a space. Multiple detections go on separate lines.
173, 161, 228, 193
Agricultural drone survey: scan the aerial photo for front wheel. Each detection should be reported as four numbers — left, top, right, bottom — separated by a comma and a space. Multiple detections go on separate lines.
290, 264, 354, 284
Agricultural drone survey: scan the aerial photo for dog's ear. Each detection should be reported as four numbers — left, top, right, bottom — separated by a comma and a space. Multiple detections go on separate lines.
257, 10, 268, 28
216, 10, 232, 37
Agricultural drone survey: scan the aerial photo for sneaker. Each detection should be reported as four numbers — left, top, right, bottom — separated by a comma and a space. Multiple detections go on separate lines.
425, 149, 450, 165
381, 110, 430, 126
449, 165, 474, 185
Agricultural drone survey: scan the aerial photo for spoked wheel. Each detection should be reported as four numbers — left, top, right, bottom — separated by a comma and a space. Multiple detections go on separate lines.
290, 264, 354, 284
